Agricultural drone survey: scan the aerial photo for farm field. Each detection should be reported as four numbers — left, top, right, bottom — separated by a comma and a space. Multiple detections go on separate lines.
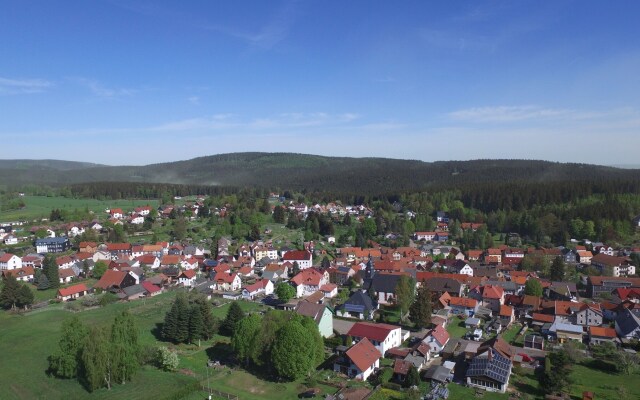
0, 195, 159, 221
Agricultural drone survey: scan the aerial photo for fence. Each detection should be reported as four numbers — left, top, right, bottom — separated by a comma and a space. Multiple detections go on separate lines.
200, 387, 239, 400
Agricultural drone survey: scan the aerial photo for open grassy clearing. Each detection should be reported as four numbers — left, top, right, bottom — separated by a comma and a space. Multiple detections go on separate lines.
0, 195, 159, 221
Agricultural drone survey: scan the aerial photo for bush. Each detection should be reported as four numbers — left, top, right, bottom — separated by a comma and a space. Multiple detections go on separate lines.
156, 346, 179, 371
381, 382, 403, 391
99, 292, 118, 307
64, 301, 82, 312
80, 295, 100, 307
138, 345, 158, 366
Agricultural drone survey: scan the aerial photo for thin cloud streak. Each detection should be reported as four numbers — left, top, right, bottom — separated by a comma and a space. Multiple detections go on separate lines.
70, 77, 137, 98
447, 105, 637, 123
0, 76, 53, 94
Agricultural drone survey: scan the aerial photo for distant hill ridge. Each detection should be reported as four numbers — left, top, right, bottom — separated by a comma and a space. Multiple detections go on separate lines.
0, 152, 638, 192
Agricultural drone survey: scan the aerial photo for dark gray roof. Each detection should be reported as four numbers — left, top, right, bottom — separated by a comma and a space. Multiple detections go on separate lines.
424, 277, 461, 293
366, 274, 402, 294
424, 365, 452, 383
466, 348, 512, 384
339, 291, 376, 313
616, 308, 640, 337
122, 284, 146, 297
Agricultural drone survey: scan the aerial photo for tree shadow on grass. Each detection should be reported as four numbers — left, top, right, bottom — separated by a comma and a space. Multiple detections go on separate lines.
580, 358, 617, 373
151, 322, 164, 341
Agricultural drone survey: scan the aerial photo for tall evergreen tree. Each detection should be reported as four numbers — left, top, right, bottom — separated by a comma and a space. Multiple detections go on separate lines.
409, 285, 432, 329
174, 294, 190, 343
395, 275, 416, 322
37, 273, 50, 290
44, 254, 60, 289
0, 275, 21, 309
221, 301, 244, 336
188, 305, 204, 344
549, 257, 566, 282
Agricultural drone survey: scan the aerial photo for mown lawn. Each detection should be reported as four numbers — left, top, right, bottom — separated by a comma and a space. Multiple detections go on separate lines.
0, 195, 159, 221
0, 291, 198, 400
501, 323, 523, 344
446, 318, 469, 338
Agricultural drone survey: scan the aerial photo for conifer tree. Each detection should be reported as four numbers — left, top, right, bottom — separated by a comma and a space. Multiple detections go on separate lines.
409, 285, 432, 329
44, 254, 60, 289
221, 301, 244, 336
188, 305, 204, 344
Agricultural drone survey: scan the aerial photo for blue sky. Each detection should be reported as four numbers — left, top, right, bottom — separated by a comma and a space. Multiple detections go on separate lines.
1, 0, 640, 165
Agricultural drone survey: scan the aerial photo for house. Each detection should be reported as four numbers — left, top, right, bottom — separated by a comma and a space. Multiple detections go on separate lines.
466, 337, 513, 393
441, 259, 474, 276
591, 254, 636, 277
177, 269, 197, 287
473, 285, 505, 313
94, 269, 138, 291
59, 268, 76, 284
35, 237, 71, 253
4, 235, 18, 245
129, 214, 144, 225
574, 303, 603, 327
291, 268, 330, 298
449, 297, 479, 316
424, 277, 464, 298
589, 326, 618, 345
136, 255, 161, 270
321, 283, 338, 298
2, 266, 35, 282
106, 243, 132, 260
422, 324, 450, 355
392, 359, 413, 384
587, 276, 640, 298
0, 253, 22, 270
347, 321, 403, 355
336, 291, 378, 320
499, 305, 515, 328
242, 279, 274, 300
211, 272, 242, 291
615, 308, 640, 340
415, 232, 436, 242
551, 322, 583, 343
282, 250, 313, 269
577, 250, 593, 264
141, 281, 163, 296
56, 255, 75, 269
294, 302, 334, 338
57, 283, 89, 301
262, 263, 288, 282
333, 338, 381, 381
79, 242, 98, 253
109, 208, 124, 219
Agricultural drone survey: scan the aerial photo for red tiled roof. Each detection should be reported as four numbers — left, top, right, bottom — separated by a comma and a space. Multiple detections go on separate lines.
532, 313, 554, 323
282, 250, 312, 261
499, 305, 513, 317
106, 243, 131, 251
449, 297, 478, 308
58, 283, 88, 297
393, 359, 412, 375
179, 269, 197, 279
161, 255, 181, 265
94, 269, 128, 289
244, 279, 269, 293
141, 281, 161, 293
291, 268, 325, 286
482, 285, 504, 299
589, 326, 617, 338
214, 272, 238, 283
0, 253, 18, 262
59, 268, 76, 279
346, 338, 382, 372
428, 324, 450, 346
348, 322, 400, 342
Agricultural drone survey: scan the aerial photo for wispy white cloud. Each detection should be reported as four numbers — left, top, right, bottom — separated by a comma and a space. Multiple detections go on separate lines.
71, 78, 136, 98
187, 96, 200, 105
0, 76, 53, 94
448, 105, 572, 122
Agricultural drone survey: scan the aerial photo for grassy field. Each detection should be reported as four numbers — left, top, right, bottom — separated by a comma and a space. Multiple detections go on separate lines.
0, 195, 159, 221
501, 323, 523, 344
0, 292, 197, 400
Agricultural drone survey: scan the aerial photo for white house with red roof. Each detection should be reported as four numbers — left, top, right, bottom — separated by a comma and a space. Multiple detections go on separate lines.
320, 283, 338, 298
109, 208, 124, 219
282, 250, 313, 270
57, 283, 89, 301
129, 214, 144, 225
242, 279, 274, 300
136, 255, 160, 270
180, 257, 199, 270
135, 206, 152, 216
474, 284, 505, 313
333, 338, 381, 381
422, 323, 450, 355
347, 321, 403, 355
211, 272, 242, 291
177, 269, 197, 287
290, 268, 330, 298
141, 281, 163, 296
0, 253, 22, 270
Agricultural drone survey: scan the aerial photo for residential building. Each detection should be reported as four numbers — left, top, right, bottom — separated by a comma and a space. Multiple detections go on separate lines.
347, 322, 403, 355
294, 302, 334, 338
422, 324, 450, 355
282, 250, 313, 269
336, 291, 378, 320
333, 338, 381, 381
0, 253, 22, 270
35, 237, 70, 253
57, 283, 89, 301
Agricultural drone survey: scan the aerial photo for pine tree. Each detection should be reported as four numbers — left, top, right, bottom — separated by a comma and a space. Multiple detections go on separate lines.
188, 305, 204, 344
221, 301, 244, 336
194, 296, 217, 339
549, 257, 566, 282
409, 285, 432, 329
44, 254, 60, 289
0, 275, 21, 309
405, 365, 420, 388
161, 300, 179, 342
37, 273, 50, 290
17, 284, 34, 308
174, 294, 190, 343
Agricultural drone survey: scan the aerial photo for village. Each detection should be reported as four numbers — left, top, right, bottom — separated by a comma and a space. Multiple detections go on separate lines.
1, 197, 640, 400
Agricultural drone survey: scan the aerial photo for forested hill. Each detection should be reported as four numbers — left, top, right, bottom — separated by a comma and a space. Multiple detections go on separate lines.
0, 152, 638, 194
